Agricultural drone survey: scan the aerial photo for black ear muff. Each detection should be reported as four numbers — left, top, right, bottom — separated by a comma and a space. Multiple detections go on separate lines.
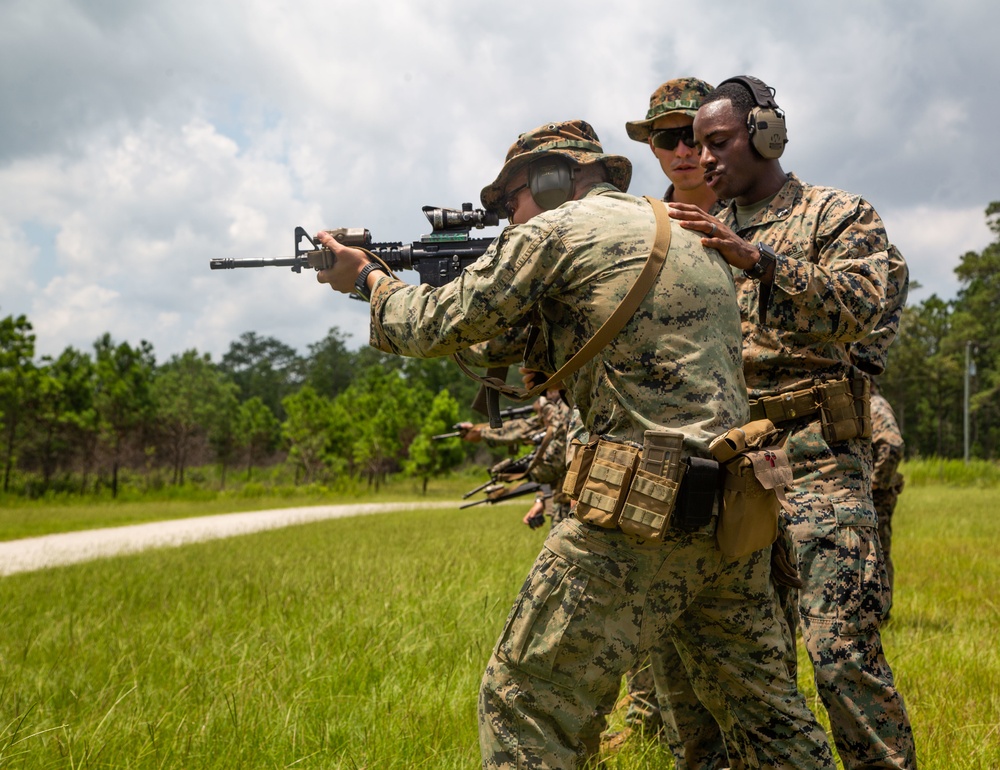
718, 75, 787, 159
528, 157, 575, 210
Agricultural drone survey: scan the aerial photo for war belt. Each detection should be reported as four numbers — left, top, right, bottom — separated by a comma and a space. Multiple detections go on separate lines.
748, 377, 871, 443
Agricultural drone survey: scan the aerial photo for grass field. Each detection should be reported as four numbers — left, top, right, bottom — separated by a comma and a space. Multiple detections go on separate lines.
0, 484, 997, 768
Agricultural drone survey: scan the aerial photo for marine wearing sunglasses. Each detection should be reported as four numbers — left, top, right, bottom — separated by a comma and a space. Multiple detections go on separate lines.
649, 125, 699, 151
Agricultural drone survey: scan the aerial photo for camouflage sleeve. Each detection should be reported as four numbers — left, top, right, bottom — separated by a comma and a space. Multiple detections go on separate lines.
454, 326, 531, 368
764, 194, 889, 343
851, 244, 910, 376
537, 394, 570, 429
369, 223, 567, 357
481, 415, 543, 448
525, 398, 573, 486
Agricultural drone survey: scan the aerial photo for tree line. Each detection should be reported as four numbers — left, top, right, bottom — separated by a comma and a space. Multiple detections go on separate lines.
2, 203, 998, 499
0, 325, 479, 499
880, 202, 1000, 459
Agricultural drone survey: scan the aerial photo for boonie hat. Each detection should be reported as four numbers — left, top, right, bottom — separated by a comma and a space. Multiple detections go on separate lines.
480, 119, 632, 219
625, 78, 714, 142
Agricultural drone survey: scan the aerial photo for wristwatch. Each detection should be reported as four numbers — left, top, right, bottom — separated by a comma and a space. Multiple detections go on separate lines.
744, 243, 777, 280
354, 261, 388, 301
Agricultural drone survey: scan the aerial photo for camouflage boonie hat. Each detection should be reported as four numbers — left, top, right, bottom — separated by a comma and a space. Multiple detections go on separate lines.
480, 119, 632, 219
625, 78, 714, 142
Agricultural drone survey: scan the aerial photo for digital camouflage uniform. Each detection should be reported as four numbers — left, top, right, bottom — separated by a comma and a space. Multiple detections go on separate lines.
850, 244, 909, 380
478, 401, 573, 527
870, 393, 905, 611
717, 172, 916, 769
367, 121, 835, 769
617, 188, 731, 770
618, 77, 731, 770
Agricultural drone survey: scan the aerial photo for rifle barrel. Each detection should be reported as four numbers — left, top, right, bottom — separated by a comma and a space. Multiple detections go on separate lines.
210, 257, 302, 270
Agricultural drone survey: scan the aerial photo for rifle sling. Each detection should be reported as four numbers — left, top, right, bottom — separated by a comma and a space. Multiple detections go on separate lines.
452, 195, 672, 403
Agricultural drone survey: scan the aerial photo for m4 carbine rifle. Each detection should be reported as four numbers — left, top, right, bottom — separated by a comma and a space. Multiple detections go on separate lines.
209, 203, 499, 288
211, 202, 512, 428
431, 405, 537, 440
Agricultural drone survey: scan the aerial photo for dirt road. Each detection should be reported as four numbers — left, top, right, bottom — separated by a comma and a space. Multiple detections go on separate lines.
0, 501, 456, 577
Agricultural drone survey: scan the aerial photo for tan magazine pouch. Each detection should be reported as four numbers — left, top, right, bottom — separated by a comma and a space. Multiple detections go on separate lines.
617, 430, 685, 541
710, 419, 791, 558
817, 377, 872, 444
571, 439, 641, 528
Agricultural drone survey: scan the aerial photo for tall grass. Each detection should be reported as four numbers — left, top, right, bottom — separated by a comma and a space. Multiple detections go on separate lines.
902, 457, 1000, 487
0, 486, 997, 768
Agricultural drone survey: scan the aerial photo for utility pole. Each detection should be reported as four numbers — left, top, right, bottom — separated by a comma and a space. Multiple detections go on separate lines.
964, 341, 977, 463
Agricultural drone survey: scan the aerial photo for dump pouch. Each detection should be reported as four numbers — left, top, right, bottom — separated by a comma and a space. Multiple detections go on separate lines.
617, 430, 685, 540
817, 377, 872, 444
572, 439, 641, 529
672, 457, 721, 532
710, 420, 790, 558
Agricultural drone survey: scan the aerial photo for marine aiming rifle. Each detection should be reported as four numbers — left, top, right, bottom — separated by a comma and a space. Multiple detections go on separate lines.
210, 202, 513, 429
431, 405, 537, 440
208, 203, 499, 288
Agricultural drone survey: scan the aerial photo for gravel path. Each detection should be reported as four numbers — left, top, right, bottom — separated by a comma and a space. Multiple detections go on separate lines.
0, 501, 458, 577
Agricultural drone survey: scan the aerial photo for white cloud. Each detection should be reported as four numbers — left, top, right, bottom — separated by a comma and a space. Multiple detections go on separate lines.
1, 0, 998, 362
881, 204, 993, 303
0, 220, 40, 315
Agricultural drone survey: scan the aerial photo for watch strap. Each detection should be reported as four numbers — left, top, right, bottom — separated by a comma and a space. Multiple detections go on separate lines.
744, 243, 776, 280
354, 262, 387, 300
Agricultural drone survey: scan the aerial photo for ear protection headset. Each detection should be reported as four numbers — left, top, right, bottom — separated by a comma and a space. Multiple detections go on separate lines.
528, 156, 576, 210
718, 75, 787, 159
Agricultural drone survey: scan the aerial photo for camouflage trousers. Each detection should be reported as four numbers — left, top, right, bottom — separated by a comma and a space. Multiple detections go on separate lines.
478, 515, 835, 769
646, 641, 730, 770
778, 422, 915, 768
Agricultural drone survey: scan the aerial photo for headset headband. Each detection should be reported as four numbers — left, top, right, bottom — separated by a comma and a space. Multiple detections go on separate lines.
718, 75, 781, 111
717, 75, 787, 160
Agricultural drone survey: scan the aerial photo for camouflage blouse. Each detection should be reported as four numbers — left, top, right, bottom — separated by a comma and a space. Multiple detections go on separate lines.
369, 184, 747, 454
720, 173, 891, 397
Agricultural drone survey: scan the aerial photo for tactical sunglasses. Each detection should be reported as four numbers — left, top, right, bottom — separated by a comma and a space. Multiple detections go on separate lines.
650, 126, 698, 151
503, 183, 529, 220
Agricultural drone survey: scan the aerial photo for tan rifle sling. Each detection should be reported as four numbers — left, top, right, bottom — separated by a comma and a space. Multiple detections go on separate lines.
453, 196, 673, 403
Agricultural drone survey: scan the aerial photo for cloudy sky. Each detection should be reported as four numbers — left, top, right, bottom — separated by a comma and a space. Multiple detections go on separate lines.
2, 0, 998, 362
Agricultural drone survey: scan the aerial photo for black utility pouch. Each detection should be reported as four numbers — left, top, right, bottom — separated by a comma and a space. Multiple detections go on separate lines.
672, 457, 721, 532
